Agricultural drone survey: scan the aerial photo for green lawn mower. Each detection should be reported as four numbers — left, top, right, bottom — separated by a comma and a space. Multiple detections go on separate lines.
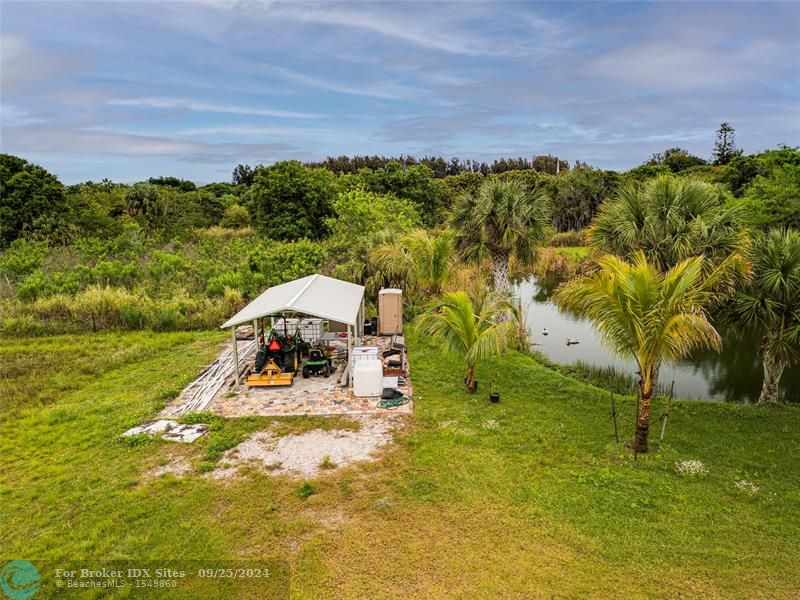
302, 347, 332, 378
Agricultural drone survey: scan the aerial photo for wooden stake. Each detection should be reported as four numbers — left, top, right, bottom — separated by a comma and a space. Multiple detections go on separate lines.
633, 378, 641, 459
610, 391, 619, 443
659, 380, 675, 443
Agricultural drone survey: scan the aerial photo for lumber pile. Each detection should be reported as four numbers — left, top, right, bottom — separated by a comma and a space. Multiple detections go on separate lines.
176, 340, 256, 415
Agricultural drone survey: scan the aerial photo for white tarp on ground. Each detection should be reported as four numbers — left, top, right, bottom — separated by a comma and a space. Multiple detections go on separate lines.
221, 274, 365, 329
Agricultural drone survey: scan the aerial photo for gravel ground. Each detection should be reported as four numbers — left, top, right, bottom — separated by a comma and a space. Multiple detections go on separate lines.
211, 415, 401, 479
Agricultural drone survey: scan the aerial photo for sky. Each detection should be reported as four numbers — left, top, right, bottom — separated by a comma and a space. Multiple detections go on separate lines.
1, 0, 798, 184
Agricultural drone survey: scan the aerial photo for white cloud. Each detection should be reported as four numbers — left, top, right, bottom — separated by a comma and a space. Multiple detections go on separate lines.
0, 104, 44, 126
106, 97, 323, 119
259, 2, 561, 57
1, 33, 83, 89
587, 37, 785, 91
1, 125, 299, 163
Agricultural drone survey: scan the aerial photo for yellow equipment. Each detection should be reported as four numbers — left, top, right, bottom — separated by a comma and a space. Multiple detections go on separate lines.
247, 359, 295, 387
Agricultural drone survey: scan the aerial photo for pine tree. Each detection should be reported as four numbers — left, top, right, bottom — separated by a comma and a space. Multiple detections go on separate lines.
712, 122, 743, 165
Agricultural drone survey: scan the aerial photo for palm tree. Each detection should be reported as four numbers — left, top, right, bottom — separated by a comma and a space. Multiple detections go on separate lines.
590, 175, 748, 278
417, 291, 519, 392
732, 229, 800, 404
370, 229, 456, 299
125, 183, 160, 219
450, 178, 550, 293
554, 252, 722, 453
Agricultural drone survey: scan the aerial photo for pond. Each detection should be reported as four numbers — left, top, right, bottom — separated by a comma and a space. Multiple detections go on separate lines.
516, 276, 800, 403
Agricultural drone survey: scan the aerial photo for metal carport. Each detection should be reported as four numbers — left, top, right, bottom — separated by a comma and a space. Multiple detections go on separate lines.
221, 274, 366, 390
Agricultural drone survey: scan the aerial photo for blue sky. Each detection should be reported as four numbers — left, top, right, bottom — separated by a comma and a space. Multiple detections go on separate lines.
1, 1, 798, 184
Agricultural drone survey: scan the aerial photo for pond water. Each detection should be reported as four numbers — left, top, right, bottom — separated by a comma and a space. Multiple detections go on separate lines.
516, 276, 800, 403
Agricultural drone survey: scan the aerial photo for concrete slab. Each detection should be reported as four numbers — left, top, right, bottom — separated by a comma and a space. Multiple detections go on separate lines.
165, 335, 414, 418
122, 420, 208, 443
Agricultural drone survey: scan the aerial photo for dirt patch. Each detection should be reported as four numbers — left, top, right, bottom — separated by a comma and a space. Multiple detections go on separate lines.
146, 456, 193, 478
211, 415, 400, 480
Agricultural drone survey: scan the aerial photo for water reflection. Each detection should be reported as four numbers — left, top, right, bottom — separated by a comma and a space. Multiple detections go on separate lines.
516, 276, 800, 403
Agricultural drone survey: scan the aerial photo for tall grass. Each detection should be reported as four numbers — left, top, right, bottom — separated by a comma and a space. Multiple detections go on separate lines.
530, 350, 673, 397
0, 285, 244, 336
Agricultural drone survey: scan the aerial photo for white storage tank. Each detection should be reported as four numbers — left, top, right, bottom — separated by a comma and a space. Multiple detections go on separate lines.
351, 345, 379, 366
353, 359, 383, 397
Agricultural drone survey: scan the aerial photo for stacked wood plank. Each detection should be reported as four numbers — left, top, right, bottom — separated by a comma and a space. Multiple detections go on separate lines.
176, 340, 256, 415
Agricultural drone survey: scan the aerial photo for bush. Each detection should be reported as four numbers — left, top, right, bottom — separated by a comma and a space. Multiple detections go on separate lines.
0, 315, 45, 336
247, 239, 327, 287
219, 204, 251, 229
548, 230, 586, 247
17, 270, 82, 301
297, 482, 316, 499
71, 285, 138, 332
0, 239, 47, 280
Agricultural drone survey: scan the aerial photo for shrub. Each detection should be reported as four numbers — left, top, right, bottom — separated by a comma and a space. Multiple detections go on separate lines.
17, 270, 82, 301
0, 239, 47, 280
30, 294, 73, 323
219, 204, 251, 229
548, 230, 586, 247
297, 482, 316, 499
70, 285, 145, 331
319, 455, 337, 470
0, 315, 45, 336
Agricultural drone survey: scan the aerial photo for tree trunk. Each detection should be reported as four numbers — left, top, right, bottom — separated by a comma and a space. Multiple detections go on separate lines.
490, 252, 511, 294
633, 368, 655, 453
758, 350, 785, 404
465, 364, 476, 393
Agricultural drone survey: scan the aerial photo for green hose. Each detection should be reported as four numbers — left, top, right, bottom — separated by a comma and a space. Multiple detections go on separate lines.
377, 396, 409, 410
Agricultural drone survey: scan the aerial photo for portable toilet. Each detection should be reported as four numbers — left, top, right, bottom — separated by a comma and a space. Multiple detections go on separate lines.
378, 288, 403, 335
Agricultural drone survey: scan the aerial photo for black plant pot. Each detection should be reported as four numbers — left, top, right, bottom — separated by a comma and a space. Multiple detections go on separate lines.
489, 392, 500, 403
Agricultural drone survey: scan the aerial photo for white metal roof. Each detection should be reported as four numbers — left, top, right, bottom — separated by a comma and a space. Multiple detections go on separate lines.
221, 274, 365, 329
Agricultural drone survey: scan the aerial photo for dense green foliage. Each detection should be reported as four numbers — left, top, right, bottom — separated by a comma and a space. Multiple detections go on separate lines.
247, 160, 338, 240
1, 143, 798, 398
0, 154, 68, 245
341, 162, 444, 224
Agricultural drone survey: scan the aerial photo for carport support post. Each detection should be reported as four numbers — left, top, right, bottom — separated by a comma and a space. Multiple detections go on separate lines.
348, 323, 354, 389
252, 319, 258, 339
360, 298, 365, 340
231, 326, 240, 391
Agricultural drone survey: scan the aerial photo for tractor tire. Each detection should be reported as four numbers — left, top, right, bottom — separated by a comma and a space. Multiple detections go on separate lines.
323, 365, 330, 377
302, 365, 310, 379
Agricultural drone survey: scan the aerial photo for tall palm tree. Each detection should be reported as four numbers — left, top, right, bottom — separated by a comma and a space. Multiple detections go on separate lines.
554, 252, 722, 453
417, 291, 518, 392
590, 175, 749, 287
450, 178, 550, 293
732, 229, 800, 404
370, 229, 456, 298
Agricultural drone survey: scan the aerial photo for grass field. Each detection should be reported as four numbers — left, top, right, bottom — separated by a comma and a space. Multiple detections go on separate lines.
2, 331, 799, 598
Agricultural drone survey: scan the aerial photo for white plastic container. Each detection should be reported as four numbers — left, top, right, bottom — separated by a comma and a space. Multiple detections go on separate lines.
353, 359, 383, 397
270, 318, 323, 343
351, 345, 379, 365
